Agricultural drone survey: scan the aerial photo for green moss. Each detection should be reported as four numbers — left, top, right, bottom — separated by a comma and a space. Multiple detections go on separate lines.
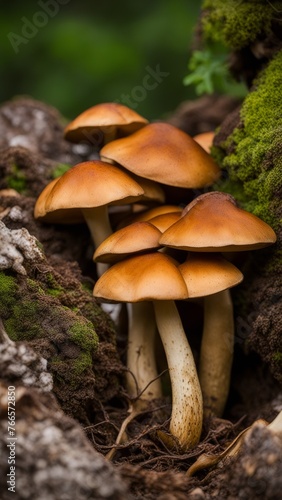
73, 352, 93, 376
0, 273, 18, 316
68, 321, 98, 351
273, 352, 282, 363
6, 164, 27, 193
43, 273, 64, 297
0, 262, 103, 393
5, 300, 44, 341
214, 51, 282, 231
202, 0, 275, 50
52, 163, 71, 179
26, 278, 45, 295
66, 321, 98, 380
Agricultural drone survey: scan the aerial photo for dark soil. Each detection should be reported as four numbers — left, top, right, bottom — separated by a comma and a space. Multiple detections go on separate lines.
0, 97, 281, 499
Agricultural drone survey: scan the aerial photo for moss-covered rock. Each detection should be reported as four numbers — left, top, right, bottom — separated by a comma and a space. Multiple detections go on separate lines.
211, 50, 282, 384
214, 50, 282, 231
0, 260, 122, 423
201, 0, 282, 86
202, 0, 276, 50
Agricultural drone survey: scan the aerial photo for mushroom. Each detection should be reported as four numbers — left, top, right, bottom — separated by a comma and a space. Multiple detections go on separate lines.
148, 211, 182, 233
94, 252, 203, 452
193, 131, 215, 153
34, 160, 145, 276
178, 253, 243, 417
64, 102, 148, 148
160, 191, 277, 417
34, 177, 84, 224
94, 222, 164, 459
100, 122, 220, 189
117, 204, 182, 230
94, 223, 163, 398
160, 192, 277, 252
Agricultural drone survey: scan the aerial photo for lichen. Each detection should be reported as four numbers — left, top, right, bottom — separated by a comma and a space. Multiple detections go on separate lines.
202, 0, 276, 50
213, 50, 282, 232
0, 221, 44, 275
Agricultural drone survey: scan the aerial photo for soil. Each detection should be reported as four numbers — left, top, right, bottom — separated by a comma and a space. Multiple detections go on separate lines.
0, 97, 281, 499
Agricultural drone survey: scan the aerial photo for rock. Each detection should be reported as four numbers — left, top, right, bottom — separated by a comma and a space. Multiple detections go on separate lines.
0, 385, 128, 500
0, 319, 128, 499
208, 422, 282, 499
0, 221, 44, 275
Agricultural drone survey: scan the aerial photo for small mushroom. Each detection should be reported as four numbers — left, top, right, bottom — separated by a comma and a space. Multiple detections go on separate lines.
34, 160, 145, 275
193, 131, 215, 153
94, 252, 203, 452
94, 222, 164, 428
100, 122, 220, 188
117, 204, 182, 230
160, 191, 277, 417
178, 253, 243, 417
94, 222, 164, 459
64, 102, 148, 147
161, 192, 277, 252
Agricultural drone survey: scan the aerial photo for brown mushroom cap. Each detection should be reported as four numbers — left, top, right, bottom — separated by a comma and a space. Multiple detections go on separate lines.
94, 221, 162, 263
127, 173, 165, 205
34, 177, 84, 223
64, 102, 148, 145
160, 191, 277, 252
178, 253, 244, 298
148, 211, 182, 233
117, 204, 182, 229
41, 161, 144, 216
94, 252, 188, 303
193, 131, 215, 153
100, 122, 220, 188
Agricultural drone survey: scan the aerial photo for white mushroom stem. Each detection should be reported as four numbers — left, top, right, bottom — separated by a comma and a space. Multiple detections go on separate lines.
106, 301, 162, 461
126, 301, 162, 400
82, 206, 113, 276
153, 300, 203, 451
199, 289, 234, 418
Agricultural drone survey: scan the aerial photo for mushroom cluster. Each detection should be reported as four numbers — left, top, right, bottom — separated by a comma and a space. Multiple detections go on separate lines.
34, 102, 277, 455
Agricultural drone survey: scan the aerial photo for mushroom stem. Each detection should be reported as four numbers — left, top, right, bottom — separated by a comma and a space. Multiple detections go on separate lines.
199, 289, 234, 418
126, 301, 162, 400
153, 300, 203, 450
106, 302, 162, 461
82, 206, 113, 276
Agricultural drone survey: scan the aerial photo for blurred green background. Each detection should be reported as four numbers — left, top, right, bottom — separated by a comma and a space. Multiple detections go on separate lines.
0, 0, 202, 122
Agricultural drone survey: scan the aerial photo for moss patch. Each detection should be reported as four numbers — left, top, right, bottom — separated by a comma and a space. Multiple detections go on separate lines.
0, 261, 121, 423
0, 273, 18, 316
202, 0, 275, 50
213, 50, 282, 231
6, 163, 28, 193
52, 163, 71, 179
